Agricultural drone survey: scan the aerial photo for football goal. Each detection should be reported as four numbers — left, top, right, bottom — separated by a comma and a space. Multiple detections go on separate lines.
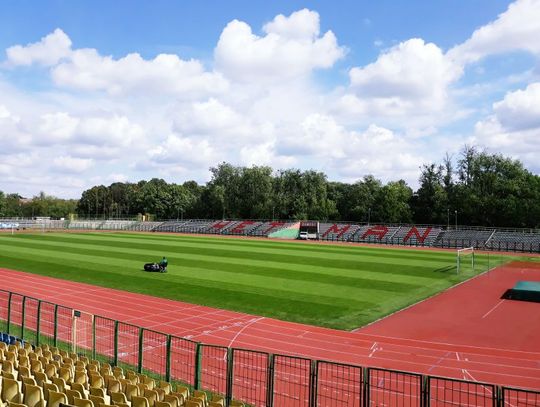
457, 247, 475, 274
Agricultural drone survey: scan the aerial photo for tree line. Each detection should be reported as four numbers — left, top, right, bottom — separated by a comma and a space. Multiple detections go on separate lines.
2, 147, 539, 228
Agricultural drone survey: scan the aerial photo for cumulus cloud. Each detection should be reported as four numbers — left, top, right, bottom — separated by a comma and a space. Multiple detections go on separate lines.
215, 9, 345, 82
52, 49, 228, 97
492, 82, 540, 131
36, 112, 144, 149
173, 98, 249, 136
148, 134, 218, 167
473, 82, 540, 171
346, 39, 462, 115
6, 28, 72, 66
448, 0, 540, 64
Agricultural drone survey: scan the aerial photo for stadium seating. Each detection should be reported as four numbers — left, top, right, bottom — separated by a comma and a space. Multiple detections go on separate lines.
349, 225, 400, 243
0, 338, 246, 407
248, 221, 292, 237
434, 229, 494, 248
319, 223, 361, 241
486, 231, 540, 252
390, 226, 442, 246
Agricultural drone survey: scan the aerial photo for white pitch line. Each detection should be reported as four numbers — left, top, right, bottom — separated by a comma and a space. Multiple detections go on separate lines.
482, 299, 505, 319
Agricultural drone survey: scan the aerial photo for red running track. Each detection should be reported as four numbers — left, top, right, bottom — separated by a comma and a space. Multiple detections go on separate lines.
1, 261, 540, 391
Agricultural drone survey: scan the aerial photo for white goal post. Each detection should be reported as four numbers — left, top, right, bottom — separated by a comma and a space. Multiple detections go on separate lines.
457, 247, 475, 274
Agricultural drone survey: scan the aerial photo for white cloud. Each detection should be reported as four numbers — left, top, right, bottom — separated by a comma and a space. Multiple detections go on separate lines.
215, 9, 345, 82
448, 0, 540, 64
52, 156, 94, 173
492, 82, 540, 131
52, 49, 228, 97
174, 98, 249, 137
6, 28, 72, 66
473, 82, 540, 172
347, 38, 462, 113
148, 134, 218, 167
38, 112, 79, 143
76, 115, 144, 147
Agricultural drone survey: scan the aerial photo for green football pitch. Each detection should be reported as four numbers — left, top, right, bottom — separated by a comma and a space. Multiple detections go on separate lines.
0, 232, 506, 330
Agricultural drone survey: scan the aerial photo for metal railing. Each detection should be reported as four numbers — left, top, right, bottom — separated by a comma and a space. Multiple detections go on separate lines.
0, 289, 538, 406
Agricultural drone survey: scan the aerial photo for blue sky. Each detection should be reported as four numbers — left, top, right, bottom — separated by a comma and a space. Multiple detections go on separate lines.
1, 0, 539, 198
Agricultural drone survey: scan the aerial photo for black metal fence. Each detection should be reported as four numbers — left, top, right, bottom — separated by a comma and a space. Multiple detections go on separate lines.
0, 289, 538, 407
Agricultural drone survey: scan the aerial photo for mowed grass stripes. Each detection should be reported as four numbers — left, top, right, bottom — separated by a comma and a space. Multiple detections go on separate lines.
0, 232, 472, 330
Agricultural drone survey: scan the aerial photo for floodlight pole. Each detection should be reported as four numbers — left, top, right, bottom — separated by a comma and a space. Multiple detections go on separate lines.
454, 210, 458, 230
447, 209, 449, 229
368, 208, 371, 226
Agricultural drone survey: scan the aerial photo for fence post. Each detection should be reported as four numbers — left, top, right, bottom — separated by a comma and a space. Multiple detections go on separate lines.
6, 292, 12, 334
53, 304, 59, 347
36, 300, 41, 346
138, 328, 144, 373
309, 360, 317, 407
92, 317, 97, 360
113, 321, 119, 366
266, 354, 274, 407
226, 348, 233, 406
363, 368, 370, 407
422, 375, 429, 407
194, 343, 202, 390
165, 335, 172, 382
21, 296, 26, 340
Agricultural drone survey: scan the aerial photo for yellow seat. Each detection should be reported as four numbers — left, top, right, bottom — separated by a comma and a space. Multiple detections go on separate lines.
66, 389, 83, 405
30, 360, 42, 375
163, 395, 180, 407
131, 396, 149, 407
71, 383, 89, 399
17, 366, 31, 380
48, 391, 68, 407
42, 382, 59, 402
2, 372, 16, 380
174, 386, 190, 400
184, 400, 202, 407
154, 401, 171, 407
229, 401, 244, 407
208, 402, 223, 407
44, 364, 57, 380
90, 375, 104, 389
143, 389, 158, 407
192, 391, 207, 406
22, 384, 45, 407
1, 377, 23, 405
74, 371, 89, 389
211, 394, 225, 406
110, 391, 128, 406
112, 368, 123, 380
125, 384, 139, 402
18, 356, 29, 369
59, 367, 73, 382
107, 379, 121, 395
89, 395, 106, 407
33, 372, 47, 387
74, 397, 94, 407
89, 387, 110, 404
52, 377, 68, 393
143, 377, 154, 391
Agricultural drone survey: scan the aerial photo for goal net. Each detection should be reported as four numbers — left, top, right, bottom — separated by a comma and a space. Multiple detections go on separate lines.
457, 247, 475, 274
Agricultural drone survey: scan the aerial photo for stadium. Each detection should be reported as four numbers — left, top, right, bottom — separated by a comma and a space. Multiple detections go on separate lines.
2, 1, 540, 406
1, 217, 540, 406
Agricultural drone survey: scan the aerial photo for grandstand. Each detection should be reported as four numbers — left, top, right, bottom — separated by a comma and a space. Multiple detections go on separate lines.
486, 230, 540, 252
2, 216, 540, 253
433, 228, 495, 249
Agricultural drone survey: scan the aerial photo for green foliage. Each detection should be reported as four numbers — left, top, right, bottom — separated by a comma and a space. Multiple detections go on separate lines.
4, 145, 540, 227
